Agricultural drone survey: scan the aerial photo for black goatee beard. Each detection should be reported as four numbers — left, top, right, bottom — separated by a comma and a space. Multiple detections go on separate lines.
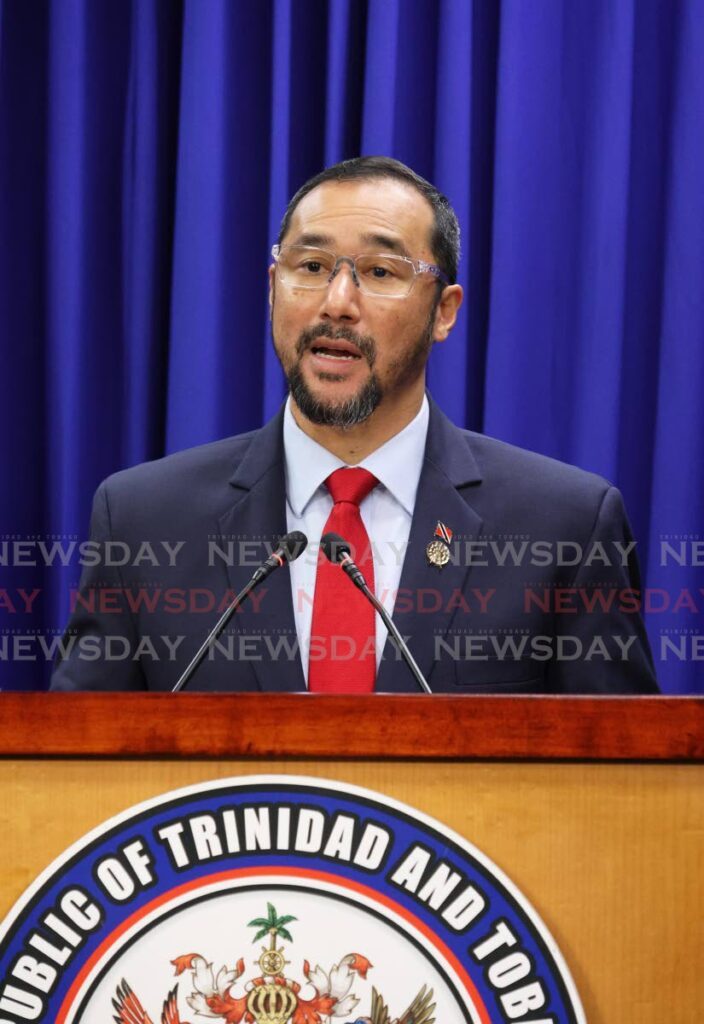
276, 307, 437, 430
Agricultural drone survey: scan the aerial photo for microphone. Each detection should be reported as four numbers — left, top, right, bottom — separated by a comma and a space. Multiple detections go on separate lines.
172, 531, 307, 693
320, 531, 432, 695
251, 531, 308, 584
319, 533, 366, 589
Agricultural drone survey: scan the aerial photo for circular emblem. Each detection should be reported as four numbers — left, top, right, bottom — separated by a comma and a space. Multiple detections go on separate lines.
0, 776, 585, 1024
426, 539, 450, 568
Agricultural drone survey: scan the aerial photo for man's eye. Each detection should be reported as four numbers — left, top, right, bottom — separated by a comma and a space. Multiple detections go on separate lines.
359, 257, 402, 280
302, 261, 323, 274
366, 263, 402, 279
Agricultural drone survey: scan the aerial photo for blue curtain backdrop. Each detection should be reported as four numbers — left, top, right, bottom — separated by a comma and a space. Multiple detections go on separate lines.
0, 0, 701, 691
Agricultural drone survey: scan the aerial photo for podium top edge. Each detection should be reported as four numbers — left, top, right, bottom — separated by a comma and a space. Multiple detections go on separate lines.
0, 693, 702, 761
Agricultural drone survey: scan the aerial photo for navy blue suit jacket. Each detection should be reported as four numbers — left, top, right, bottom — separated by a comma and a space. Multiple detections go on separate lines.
51, 399, 658, 693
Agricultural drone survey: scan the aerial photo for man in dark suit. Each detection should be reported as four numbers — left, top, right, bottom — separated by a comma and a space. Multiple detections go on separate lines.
51, 157, 658, 694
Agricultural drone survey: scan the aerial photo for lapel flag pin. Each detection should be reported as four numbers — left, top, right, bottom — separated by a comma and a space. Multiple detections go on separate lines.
434, 521, 453, 544
426, 521, 453, 569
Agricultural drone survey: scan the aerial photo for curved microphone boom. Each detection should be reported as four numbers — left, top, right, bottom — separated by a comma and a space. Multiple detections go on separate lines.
172, 531, 308, 693
320, 531, 432, 695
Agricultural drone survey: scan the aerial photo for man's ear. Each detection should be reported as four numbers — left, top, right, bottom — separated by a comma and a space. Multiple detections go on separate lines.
268, 264, 275, 314
432, 284, 463, 342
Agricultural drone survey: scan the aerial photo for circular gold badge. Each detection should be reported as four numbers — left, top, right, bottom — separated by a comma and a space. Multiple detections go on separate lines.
426, 539, 450, 568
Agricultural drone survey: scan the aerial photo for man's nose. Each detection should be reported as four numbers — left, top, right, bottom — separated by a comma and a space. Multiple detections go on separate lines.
318, 261, 361, 321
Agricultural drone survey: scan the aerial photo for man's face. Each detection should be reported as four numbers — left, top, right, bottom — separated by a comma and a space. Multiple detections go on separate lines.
269, 179, 460, 428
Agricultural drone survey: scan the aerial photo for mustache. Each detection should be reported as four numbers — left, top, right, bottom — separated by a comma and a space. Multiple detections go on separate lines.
296, 324, 377, 365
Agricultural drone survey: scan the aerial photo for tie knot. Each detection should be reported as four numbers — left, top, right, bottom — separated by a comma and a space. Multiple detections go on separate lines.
325, 467, 378, 506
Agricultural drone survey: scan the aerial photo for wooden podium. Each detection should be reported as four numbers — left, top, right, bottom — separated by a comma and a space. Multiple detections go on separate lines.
0, 693, 702, 1022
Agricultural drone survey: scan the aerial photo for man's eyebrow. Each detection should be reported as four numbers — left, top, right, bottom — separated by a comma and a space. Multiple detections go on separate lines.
292, 232, 335, 248
359, 232, 409, 256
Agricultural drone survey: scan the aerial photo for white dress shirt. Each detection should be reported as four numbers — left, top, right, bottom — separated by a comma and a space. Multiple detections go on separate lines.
283, 395, 429, 685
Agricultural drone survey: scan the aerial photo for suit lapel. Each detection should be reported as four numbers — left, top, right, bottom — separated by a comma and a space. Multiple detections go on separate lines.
376, 399, 484, 693
217, 410, 306, 692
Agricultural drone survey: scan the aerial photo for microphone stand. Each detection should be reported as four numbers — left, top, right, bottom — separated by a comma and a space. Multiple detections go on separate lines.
357, 577, 433, 695
172, 531, 307, 693
171, 576, 260, 693
332, 548, 432, 695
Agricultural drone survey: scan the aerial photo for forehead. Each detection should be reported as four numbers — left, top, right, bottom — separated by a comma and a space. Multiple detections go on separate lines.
285, 178, 435, 254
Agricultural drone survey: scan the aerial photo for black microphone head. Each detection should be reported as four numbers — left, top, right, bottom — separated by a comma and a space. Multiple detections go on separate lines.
320, 532, 351, 564
278, 531, 308, 563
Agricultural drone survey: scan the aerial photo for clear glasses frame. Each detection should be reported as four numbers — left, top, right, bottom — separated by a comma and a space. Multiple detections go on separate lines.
271, 244, 450, 298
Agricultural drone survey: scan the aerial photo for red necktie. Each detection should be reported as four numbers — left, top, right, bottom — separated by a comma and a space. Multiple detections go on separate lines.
308, 468, 378, 693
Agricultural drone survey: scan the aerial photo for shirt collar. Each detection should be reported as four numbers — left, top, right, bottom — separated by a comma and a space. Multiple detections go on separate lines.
283, 395, 429, 517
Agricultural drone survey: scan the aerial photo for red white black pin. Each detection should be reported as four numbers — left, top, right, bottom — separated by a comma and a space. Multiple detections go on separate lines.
426, 521, 453, 568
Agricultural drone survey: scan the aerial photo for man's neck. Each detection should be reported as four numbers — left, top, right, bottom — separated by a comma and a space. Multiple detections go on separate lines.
290, 388, 426, 464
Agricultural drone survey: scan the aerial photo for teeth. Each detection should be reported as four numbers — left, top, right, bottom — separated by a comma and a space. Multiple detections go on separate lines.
313, 349, 357, 360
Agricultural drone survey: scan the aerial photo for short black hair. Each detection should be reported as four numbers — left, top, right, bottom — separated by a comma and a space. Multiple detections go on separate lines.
277, 156, 461, 284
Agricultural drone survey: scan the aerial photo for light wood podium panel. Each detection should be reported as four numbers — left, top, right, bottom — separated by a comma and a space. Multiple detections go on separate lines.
0, 694, 702, 1023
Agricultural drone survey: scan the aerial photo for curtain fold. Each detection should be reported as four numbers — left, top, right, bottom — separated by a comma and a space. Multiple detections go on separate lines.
44, 0, 132, 641
0, 0, 701, 691
122, 0, 181, 467
644, 4, 704, 693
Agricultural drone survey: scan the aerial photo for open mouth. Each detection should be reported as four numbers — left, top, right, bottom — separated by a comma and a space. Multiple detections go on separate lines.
309, 340, 363, 362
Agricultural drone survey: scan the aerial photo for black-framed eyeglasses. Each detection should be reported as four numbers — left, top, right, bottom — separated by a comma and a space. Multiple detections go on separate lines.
271, 244, 449, 298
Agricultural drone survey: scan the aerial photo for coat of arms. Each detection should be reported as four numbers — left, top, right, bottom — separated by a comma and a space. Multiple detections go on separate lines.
111, 902, 436, 1024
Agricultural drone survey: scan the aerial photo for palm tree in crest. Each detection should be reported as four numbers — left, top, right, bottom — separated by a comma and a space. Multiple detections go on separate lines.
248, 903, 297, 974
